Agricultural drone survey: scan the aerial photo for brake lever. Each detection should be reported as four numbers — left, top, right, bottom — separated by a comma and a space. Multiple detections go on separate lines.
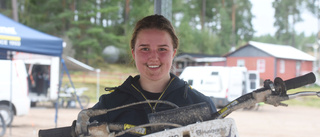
288, 91, 320, 99
263, 77, 290, 107
265, 95, 289, 107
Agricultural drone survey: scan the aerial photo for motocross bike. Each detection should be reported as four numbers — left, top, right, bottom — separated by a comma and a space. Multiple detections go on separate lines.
39, 72, 318, 137
58, 84, 90, 109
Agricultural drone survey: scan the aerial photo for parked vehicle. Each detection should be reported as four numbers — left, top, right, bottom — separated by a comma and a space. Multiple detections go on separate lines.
0, 60, 30, 126
179, 66, 260, 107
13, 53, 60, 107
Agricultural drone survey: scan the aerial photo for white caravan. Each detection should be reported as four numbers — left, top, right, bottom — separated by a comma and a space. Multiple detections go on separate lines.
179, 66, 260, 107
13, 52, 60, 106
0, 59, 30, 126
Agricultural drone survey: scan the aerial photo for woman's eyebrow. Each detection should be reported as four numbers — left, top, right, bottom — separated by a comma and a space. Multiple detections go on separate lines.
138, 44, 149, 47
158, 44, 169, 47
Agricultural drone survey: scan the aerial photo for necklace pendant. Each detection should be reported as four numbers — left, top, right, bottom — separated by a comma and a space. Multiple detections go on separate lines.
152, 106, 156, 113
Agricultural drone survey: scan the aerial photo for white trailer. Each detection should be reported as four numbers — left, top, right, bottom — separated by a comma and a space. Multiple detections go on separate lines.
179, 66, 260, 107
13, 52, 60, 106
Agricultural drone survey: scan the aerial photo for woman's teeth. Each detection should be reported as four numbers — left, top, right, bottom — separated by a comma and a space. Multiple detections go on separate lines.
148, 65, 159, 68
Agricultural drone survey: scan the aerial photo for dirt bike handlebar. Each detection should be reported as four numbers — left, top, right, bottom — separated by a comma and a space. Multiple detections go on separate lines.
39, 72, 317, 137
214, 72, 317, 119
39, 100, 179, 137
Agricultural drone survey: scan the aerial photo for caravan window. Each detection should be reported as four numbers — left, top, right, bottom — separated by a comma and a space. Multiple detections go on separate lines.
249, 74, 256, 79
249, 73, 257, 89
250, 81, 256, 89
27, 64, 50, 96
211, 72, 219, 75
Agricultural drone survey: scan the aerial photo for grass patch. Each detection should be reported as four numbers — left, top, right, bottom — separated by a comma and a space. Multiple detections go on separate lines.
61, 64, 138, 103
282, 87, 320, 108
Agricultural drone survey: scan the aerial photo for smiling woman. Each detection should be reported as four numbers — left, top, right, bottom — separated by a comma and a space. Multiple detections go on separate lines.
132, 28, 176, 93
88, 14, 218, 137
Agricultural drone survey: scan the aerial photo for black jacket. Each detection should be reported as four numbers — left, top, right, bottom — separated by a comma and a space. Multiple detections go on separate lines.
90, 73, 217, 136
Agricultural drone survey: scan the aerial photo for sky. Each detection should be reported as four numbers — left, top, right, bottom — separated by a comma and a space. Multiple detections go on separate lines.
251, 0, 318, 36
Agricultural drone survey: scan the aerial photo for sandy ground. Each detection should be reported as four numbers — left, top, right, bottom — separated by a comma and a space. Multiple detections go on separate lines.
2, 104, 320, 137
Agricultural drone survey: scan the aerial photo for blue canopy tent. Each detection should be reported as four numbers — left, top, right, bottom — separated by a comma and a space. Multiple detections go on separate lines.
0, 13, 80, 128
0, 13, 63, 56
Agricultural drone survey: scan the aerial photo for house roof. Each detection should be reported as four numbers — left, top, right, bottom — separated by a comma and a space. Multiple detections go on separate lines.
235, 41, 315, 61
249, 41, 315, 61
174, 53, 226, 62
176, 53, 221, 58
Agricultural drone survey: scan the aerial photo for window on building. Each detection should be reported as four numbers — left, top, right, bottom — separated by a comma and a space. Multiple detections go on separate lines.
249, 74, 257, 89
237, 59, 245, 67
296, 61, 301, 76
280, 60, 285, 73
257, 59, 265, 73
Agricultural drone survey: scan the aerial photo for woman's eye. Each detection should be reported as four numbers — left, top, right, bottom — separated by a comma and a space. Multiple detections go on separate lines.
141, 48, 149, 51
159, 48, 167, 51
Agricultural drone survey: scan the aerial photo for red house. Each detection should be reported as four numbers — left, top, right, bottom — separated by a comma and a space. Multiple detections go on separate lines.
224, 41, 315, 81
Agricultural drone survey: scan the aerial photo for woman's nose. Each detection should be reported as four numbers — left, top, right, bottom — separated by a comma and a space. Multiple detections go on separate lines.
149, 50, 159, 59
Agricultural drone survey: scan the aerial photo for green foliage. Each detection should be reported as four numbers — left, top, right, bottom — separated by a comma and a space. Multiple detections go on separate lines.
283, 87, 320, 108
0, 0, 317, 65
172, 0, 254, 56
272, 0, 304, 47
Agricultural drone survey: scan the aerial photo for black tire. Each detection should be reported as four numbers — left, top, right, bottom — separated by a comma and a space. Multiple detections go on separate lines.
78, 95, 90, 109
0, 114, 6, 137
0, 105, 14, 127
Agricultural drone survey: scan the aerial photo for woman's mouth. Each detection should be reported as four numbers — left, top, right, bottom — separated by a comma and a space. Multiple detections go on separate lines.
147, 65, 160, 68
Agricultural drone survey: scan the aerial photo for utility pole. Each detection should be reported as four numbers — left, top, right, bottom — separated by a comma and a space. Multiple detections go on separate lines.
154, 0, 172, 22
11, 0, 19, 22
231, 0, 236, 52
315, 0, 320, 72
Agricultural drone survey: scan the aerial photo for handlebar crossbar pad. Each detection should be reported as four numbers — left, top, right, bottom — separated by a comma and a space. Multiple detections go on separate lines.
38, 126, 72, 137
284, 72, 316, 90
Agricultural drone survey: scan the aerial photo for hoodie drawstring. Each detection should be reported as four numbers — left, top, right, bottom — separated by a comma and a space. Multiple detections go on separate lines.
184, 81, 189, 99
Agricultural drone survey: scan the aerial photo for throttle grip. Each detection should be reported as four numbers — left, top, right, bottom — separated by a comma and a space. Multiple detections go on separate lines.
284, 72, 316, 90
38, 126, 73, 137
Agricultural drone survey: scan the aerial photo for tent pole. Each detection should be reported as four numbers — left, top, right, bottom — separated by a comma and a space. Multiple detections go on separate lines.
55, 57, 64, 128
9, 51, 13, 136
61, 59, 83, 109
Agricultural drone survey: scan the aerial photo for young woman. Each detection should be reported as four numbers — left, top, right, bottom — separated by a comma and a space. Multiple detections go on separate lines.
90, 14, 217, 136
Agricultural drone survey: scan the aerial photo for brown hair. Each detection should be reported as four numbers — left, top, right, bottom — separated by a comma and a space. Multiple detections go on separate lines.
130, 14, 179, 51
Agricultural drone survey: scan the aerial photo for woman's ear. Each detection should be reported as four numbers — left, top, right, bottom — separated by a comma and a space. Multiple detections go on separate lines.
131, 49, 135, 59
172, 49, 177, 57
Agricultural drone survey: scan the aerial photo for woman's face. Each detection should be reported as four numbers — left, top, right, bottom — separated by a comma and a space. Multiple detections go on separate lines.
132, 28, 176, 82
